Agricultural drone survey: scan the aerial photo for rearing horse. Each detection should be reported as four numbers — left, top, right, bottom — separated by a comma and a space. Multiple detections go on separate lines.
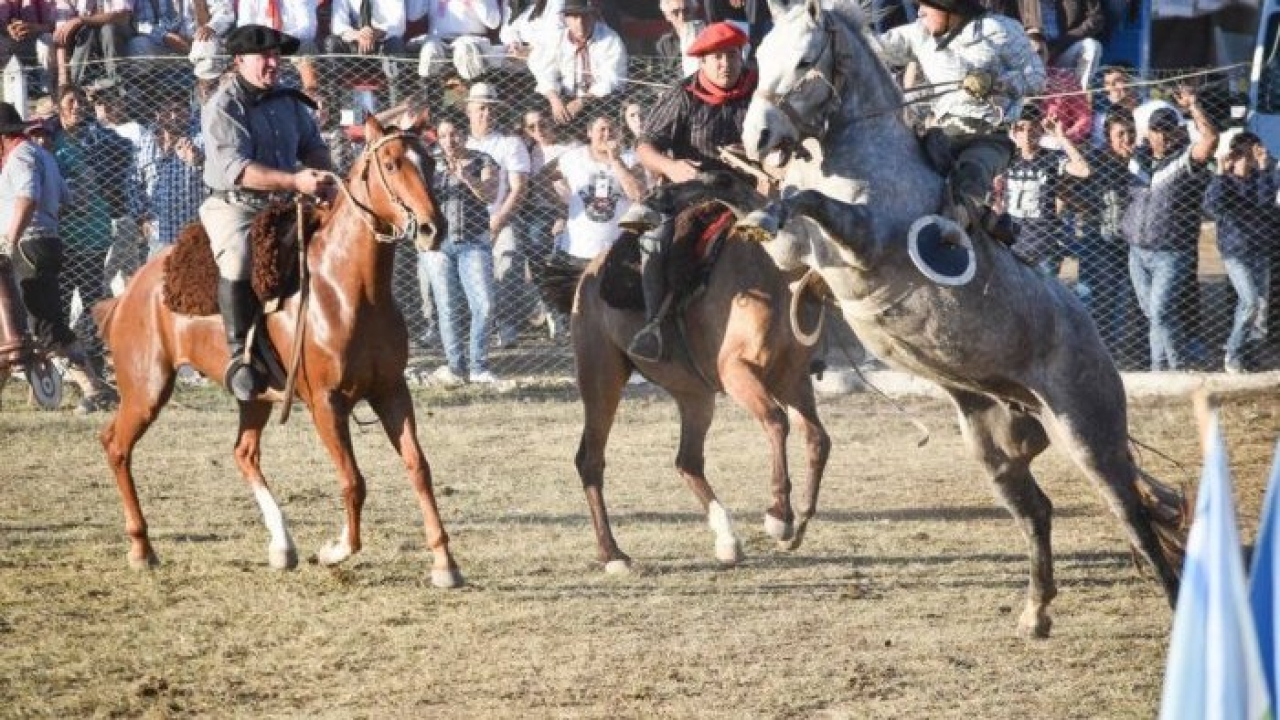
95, 116, 464, 588
732, 0, 1186, 637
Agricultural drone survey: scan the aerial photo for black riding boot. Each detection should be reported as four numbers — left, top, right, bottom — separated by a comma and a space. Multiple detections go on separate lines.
627, 218, 674, 362
218, 278, 263, 402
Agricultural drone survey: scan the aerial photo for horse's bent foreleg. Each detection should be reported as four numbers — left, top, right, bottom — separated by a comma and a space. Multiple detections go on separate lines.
720, 360, 796, 546
368, 380, 463, 588
781, 375, 831, 551
573, 330, 631, 572
308, 392, 365, 566
234, 400, 297, 570
950, 389, 1055, 638
100, 374, 175, 569
673, 391, 742, 565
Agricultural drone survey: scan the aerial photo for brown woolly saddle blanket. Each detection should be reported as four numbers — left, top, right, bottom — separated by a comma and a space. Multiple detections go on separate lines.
594, 201, 737, 312
163, 202, 324, 316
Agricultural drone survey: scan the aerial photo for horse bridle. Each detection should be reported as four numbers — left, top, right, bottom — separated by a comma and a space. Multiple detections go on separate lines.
754, 20, 844, 140
336, 132, 432, 244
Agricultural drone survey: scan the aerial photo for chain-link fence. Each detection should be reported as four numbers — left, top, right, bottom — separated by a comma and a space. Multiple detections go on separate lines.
15, 54, 1279, 386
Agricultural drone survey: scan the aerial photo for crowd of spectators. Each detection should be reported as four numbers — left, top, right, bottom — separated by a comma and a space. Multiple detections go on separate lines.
1, 0, 1277, 400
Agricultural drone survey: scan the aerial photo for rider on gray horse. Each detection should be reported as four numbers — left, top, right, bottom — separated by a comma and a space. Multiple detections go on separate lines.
622, 21, 761, 362
875, 0, 1045, 239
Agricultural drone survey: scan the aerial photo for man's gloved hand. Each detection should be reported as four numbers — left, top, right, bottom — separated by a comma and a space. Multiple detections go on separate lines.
961, 70, 996, 100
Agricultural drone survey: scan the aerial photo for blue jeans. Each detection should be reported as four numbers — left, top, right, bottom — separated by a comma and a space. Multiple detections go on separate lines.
1129, 246, 1196, 371
418, 238, 495, 376
1222, 252, 1271, 367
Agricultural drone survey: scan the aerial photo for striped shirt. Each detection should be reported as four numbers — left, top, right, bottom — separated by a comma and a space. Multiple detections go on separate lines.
639, 73, 755, 177
138, 128, 206, 246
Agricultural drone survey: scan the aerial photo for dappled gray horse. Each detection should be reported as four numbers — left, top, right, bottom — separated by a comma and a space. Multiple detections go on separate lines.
730, 0, 1185, 637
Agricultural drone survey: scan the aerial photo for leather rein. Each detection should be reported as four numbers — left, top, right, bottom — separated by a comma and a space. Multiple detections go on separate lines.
329, 132, 430, 244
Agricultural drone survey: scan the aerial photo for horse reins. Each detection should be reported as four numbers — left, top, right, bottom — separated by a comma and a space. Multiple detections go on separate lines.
328, 132, 428, 244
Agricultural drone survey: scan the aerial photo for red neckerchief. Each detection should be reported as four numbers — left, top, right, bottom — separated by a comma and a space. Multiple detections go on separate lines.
685, 68, 757, 106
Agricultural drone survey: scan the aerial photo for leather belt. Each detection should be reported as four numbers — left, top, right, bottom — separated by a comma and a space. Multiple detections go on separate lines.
216, 189, 296, 208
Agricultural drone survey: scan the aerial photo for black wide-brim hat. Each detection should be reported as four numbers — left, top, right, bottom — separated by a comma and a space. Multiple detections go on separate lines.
917, 0, 984, 17
0, 102, 29, 135
224, 24, 301, 56
561, 0, 597, 15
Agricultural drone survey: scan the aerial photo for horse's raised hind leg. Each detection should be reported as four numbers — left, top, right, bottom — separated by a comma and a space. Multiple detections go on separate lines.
780, 375, 831, 552
573, 332, 631, 573
948, 389, 1056, 638
672, 390, 743, 565
100, 368, 177, 569
307, 393, 367, 567
367, 379, 463, 589
233, 400, 298, 570
720, 360, 796, 548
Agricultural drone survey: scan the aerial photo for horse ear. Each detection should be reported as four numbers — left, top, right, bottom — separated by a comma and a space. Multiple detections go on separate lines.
805, 0, 822, 21
364, 113, 385, 143
766, 0, 791, 20
407, 108, 432, 135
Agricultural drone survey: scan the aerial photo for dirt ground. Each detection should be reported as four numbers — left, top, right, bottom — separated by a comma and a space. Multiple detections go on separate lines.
1, 383, 1277, 719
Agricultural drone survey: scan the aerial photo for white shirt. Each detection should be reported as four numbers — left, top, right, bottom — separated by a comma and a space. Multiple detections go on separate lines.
528, 21, 628, 98
557, 144, 636, 260
55, 0, 131, 23
530, 140, 575, 174
407, 0, 499, 39
235, 0, 316, 41
498, 0, 562, 48
331, 0, 406, 39
466, 130, 530, 213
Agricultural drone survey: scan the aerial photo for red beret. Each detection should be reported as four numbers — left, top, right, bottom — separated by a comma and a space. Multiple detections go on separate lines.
686, 22, 748, 57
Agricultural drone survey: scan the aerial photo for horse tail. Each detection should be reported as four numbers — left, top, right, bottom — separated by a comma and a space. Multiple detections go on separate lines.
92, 297, 121, 342
537, 250, 588, 316
1134, 466, 1189, 580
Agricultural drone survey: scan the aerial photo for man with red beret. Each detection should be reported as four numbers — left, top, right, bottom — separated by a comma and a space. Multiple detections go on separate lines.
625, 20, 756, 362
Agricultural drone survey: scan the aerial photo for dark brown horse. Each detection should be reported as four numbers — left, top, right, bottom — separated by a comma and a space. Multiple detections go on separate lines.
94, 116, 464, 588
545, 191, 832, 571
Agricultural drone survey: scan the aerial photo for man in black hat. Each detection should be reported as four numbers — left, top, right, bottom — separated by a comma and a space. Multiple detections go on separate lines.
0, 101, 117, 412
528, 0, 628, 127
199, 23, 334, 402
876, 0, 1045, 238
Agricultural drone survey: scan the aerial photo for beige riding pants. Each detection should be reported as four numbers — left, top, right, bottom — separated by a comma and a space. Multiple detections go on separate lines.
199, 195, 258, 281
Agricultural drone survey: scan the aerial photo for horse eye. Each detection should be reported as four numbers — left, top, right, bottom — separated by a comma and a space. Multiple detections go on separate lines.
797, 58, 814, 71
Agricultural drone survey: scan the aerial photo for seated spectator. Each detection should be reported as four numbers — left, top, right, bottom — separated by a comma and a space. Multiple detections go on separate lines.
704, 0, 770, 52
323, 0, 405, 60
1, 0, 57, 92
656, 0, 704, 79
1203, 131, 1278, 373
53, 0, 135, 87
126, 0, 233, 76
528, 0, 627, 126
1016, 0, 1104, 92
1004, 104, 1090, 276
410, 0, 502, 81
1030, 36, 1090, 146
548, 113, 645, 264
419, 111, 501, 387
233, 0, 319, 90
1091, 64, 1138, 148
137, 94, 204, 258
500, 0, 563, 64
1120, 93, 1218, 371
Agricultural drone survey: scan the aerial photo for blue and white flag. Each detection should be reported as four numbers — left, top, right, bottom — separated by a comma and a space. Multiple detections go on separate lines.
1250, 439, 1280, 709
1159, 414, 1272, 720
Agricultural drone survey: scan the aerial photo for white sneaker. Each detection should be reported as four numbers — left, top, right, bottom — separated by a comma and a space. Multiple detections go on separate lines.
429, 365, 466, 388
469, 370, 500, 385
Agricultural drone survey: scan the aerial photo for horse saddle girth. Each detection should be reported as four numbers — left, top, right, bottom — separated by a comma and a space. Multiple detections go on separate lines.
162, 201, 320, 317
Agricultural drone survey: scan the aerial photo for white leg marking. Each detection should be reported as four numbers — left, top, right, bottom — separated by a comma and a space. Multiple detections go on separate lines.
317, 522, 353, 566
253, 485, 297, 570
707, 501, 744, 565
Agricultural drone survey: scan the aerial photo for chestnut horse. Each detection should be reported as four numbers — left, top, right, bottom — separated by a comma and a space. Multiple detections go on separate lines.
94, 116, 464, 588
544, 188, 832, 571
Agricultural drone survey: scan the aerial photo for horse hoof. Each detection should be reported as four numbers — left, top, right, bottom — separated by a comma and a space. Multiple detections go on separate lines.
779, 521, 810, 552
430, 567, 465, 589
715, 539, 744, 566
1018, 606, 1052, 639
604, 559, 632, 574
128, 551, 159, 570
763, 513, 794, 542
316, 539, 352, 566
269, 545, 298, 571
